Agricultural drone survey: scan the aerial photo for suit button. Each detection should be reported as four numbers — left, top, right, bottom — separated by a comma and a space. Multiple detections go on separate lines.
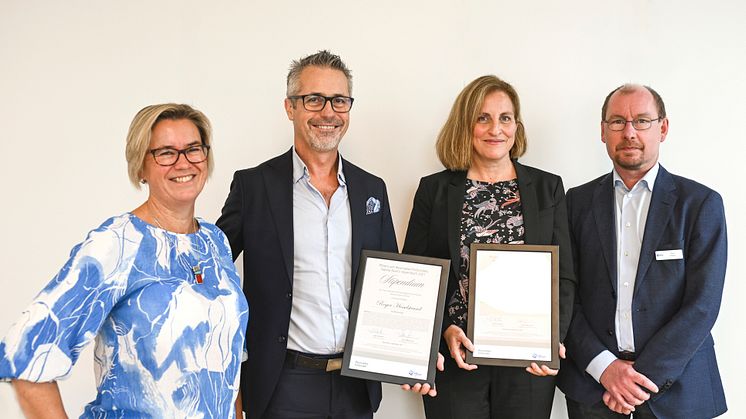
285, 292, 292, 299
607, 329, 614, 336
278, 335, 286, 343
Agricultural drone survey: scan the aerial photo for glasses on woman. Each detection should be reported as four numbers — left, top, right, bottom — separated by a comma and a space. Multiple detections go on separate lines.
149, 144, 210, 166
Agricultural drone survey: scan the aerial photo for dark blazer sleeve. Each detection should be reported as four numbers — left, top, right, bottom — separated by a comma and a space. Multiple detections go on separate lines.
216, 170, 245, 261
379, 180, 399, 253
402, 172, 460, 334
634, 189, 727, 393
563, 192, 608, 371
402, 177, 435, 257
552, 176, 576, 342
514, 162, 576, 341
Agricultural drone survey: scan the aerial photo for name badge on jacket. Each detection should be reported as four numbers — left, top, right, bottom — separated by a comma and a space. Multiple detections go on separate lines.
655, 249, 683, 260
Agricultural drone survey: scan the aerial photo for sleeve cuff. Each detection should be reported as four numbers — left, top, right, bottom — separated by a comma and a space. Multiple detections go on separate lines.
586, 350, 617, 383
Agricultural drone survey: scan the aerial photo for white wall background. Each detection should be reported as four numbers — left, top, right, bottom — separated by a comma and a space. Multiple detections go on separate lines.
1, 1, 744, 417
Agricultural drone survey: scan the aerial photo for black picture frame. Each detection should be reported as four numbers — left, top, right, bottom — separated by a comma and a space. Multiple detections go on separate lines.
341, 250, 450, 386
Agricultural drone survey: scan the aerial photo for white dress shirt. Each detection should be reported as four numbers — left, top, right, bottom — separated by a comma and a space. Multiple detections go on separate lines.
286, 148, 352, 355
586, 163, 659, 382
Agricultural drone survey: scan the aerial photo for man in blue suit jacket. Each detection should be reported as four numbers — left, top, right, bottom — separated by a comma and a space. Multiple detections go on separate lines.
217, 50, 436, 419
558, 84, 727, 419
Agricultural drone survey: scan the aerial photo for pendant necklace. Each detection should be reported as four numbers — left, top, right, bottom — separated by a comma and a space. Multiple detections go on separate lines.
152, 214, 204, 284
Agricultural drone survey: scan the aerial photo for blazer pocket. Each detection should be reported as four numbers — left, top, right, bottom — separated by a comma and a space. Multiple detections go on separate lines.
363, 210, 383, 224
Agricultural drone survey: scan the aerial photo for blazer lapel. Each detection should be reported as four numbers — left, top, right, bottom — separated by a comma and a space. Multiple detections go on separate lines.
343, 157, 366, 291
514, 162, 539, 243
264, 148, 294, 286
447, 171, 467, 280
593, 173, 618, 293
634, 166, 677, 294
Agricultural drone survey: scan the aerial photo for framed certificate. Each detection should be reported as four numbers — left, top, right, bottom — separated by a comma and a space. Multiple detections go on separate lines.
341, 250, 450, 386
465, 244, 559, 368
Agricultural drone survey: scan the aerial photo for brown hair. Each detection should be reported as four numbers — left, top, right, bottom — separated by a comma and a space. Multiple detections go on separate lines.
436, 75, 527, 171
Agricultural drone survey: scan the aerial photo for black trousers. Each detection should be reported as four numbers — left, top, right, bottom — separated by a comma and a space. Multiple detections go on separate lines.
566, 397, 657, 419
263, 353, 372, 419
423, 356, 556, 419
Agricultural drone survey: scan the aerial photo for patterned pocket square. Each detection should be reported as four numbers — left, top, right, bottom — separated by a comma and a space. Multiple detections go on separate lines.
365, 197, 381, 215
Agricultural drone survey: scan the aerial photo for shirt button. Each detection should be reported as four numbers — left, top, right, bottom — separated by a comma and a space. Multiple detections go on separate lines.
624, 251, 629, 257
625, 222, 631, 227
624, 282, 629, 287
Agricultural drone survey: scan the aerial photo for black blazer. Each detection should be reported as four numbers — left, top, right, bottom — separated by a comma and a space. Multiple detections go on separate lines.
402, 161, 576, 341
217, 149, 398, 419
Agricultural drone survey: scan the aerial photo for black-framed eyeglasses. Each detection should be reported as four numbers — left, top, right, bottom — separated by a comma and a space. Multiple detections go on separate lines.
604, 117, 662, 131
287, 94, 355, 113
149, 144, 210, 166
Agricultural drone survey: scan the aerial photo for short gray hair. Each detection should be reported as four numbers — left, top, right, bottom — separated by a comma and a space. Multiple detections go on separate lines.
286, 50, 352, 96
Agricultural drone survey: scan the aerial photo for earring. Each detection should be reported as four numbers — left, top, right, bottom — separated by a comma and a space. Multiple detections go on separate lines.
140, 179, 147, 184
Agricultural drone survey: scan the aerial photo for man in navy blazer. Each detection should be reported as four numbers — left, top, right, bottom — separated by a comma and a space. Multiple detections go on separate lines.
558, 84, 727, 419
217, 51, 435, 419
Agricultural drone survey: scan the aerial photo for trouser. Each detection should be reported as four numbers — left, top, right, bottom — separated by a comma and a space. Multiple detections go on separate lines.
566, 397, 657, 419
263, 351, 373, 419
423, 355, 556, 419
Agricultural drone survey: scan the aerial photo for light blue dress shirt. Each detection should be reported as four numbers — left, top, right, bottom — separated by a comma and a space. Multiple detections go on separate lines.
586, 163, 658, 382
287, 148, 352, 355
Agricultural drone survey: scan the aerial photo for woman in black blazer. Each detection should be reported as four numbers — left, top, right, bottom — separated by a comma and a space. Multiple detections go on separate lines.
403, 75, 576, 419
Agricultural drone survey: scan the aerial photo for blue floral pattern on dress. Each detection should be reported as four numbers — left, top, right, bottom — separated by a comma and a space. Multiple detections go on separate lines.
0, 213, 248, 418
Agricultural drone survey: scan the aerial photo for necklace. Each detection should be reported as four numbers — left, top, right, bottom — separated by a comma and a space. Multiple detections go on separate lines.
151, 214, 204, 284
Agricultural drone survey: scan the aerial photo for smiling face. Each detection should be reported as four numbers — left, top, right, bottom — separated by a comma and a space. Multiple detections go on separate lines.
602, 87, 668, 176
284, 66, 350, 155
471, 90, 517, 168
140, 118, 208, 210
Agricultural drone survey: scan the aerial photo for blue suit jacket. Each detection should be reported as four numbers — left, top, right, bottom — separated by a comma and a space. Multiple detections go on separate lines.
217, 149, 398, 419
557, 165, 728, 419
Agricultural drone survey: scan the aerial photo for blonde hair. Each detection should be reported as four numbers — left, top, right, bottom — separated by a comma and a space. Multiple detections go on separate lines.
125, 103, 214, 189
436, 75, 527, 171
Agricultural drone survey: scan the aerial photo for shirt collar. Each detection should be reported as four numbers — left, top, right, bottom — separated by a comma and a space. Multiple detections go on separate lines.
291, 146, 346, 186
613, 162, 659, 193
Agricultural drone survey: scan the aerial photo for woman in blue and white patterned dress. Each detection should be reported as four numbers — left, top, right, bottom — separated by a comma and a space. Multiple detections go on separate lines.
0, 104, 249, 418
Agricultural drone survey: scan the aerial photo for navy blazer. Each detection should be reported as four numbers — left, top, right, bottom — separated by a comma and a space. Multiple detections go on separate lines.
217, 149, 398, 419
558, 165, 728, 419
402, 161, 576, 342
